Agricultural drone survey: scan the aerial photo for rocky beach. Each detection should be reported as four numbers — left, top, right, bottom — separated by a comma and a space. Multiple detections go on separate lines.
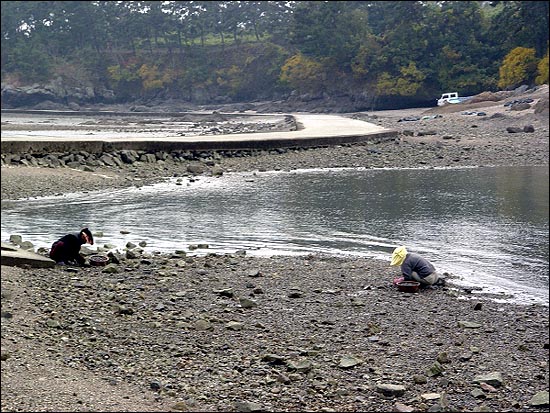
1, 87, 549, 412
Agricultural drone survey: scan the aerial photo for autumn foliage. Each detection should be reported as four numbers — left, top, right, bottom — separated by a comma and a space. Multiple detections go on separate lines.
498, 47, 539, 90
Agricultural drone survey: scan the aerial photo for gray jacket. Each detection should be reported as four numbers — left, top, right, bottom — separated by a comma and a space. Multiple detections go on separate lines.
401, 253, 435, 279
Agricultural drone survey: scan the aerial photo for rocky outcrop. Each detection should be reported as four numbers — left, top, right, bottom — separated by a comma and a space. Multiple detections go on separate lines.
1, 78, 115, 109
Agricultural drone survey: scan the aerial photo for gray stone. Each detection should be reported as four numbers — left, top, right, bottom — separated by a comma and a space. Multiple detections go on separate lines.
393, 402, 414, 412
187, 162, 207, 174
286, 358, 312, 373
458, 320, 482, 329
9, 235, 23, 245
437, 352, 451, 364
239, 297, 257, 309
506, 126, 524, 133
226, 321, 243, 331
338, 355, 363, 369
233, 401, 264, 412
427, 360, 445, 377
530, 391, 549, 407
194, 319, 212, 331
471, 388, 486, 398
102, 264, 119, 273
472, 372, 504, 387
413, 374, 428, 384
262, 354, 286, 365
376, 383, 406, 397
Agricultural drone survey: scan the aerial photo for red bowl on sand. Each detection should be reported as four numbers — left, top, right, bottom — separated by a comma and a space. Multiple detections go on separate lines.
89, 255, 109, 266
396, 280, 420, 293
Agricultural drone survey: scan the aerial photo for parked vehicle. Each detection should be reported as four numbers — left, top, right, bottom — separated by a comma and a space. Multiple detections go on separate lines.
437, 92, 472, 106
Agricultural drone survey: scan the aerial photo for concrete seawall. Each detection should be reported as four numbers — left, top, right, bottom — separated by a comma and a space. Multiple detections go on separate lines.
1, 242, 55, 268
1, 111, 397, 154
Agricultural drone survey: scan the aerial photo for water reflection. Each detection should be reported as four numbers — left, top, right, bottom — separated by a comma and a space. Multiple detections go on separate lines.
2, 166, 548, 305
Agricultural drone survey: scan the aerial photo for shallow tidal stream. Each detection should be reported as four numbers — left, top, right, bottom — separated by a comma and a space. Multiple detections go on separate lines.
1, 165, 548, 306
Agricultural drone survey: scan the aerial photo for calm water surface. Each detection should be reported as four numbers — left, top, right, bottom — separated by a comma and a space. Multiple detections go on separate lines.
2, 166, 548, 306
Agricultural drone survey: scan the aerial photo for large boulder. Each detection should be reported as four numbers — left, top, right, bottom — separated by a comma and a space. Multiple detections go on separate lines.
534, 94, 549, 118
1, 79, 115, 108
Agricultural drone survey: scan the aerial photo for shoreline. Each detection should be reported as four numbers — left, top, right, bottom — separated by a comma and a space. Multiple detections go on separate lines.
1, 102, 549, 412
2, 163, 548, 309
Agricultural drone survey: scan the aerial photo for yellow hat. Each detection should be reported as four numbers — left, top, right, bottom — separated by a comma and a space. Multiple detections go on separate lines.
390, 246, 407, 266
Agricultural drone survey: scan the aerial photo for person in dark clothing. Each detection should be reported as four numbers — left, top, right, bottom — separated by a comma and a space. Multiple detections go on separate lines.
49, 228, 94, 266
390, 245, 442, 286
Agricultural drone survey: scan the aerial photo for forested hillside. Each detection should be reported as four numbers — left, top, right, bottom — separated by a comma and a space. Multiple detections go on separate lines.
1, 1, 548, 110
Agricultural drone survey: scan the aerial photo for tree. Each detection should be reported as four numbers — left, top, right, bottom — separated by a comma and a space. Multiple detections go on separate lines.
487, 1, 549, 57
280, 53, 326, 94
360, 1, 437, 97
424, 1, 497, 94
290, 1, 369, 66
535, 48, 549, 85
240, 1, 276, 42
350, 34, 383, 79
498, 47, 538, 89
375, 62, 426, 96
1, 1, 548, 107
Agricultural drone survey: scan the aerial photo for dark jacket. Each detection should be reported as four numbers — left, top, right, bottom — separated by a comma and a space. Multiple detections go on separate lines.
49, 232, 86, 265
401, 253, 435, 280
